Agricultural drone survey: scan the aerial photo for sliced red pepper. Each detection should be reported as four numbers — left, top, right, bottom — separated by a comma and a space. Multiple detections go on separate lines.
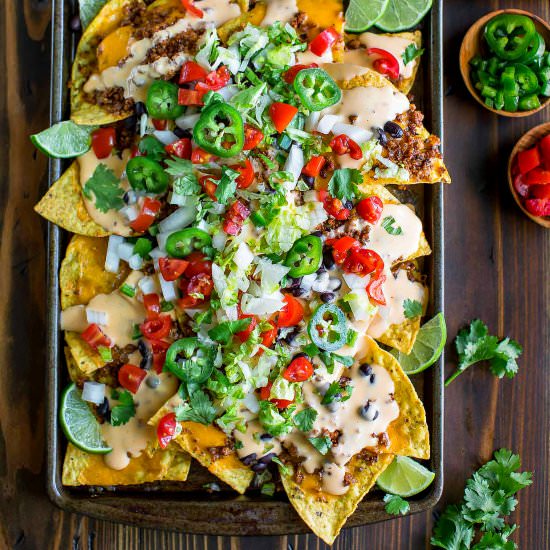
283, 63, 318, 84
140, 315, 172, 340
539, 135, 550, 168
330, 134, 362, 160
118, 364, 147, 394
230, 159, 255, 189
243, 124, 264, 150
157, 412, 177, 449
367, 48, 400, 80
517, 146, 541, 175
309, 27, 340, 57
130, 198, 161, 233
149, 339, 170, 374
302, 155, 326, 177
530, 184, 550, 200
178, 89, 205, 106
81, 323, 112, 350
191, 146, 217, 164
366, 273, 387, 306
91, 128, 116, 159
152, 119, 167, 131
165, 138, 192, 159
179, 61, 207, 84
356, 196, 383, 223
143, 293, 161, 319
158, 258, 189, 281
269, 102, 298, 133
259, 381, 293, 409
276, 295, 304, 328
525, 168, 550, 185
283, 356, 313, 382
180, 0, 203, 18
223, 200, 250, 235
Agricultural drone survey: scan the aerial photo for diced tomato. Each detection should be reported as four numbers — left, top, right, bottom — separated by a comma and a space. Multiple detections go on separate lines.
130, 145, 141, 159
91, 128, 116, 159
180, 0, 203, 18
269, 102, 298, 133
309, 27, 340, 56
260, 322, 277, 350
178, 89, 205, 106
223, 200, 250, 235
177, 295, 200, 309
243, 124, 264, 150
152, 118, 167, 131
356, 196, 384, 223
165, 138, 192, 159
179, 61, 208, 84
524, 198, 550, 217
230, 159, 255, 189
513, 173, 530, 199
199, 174, 219, 200
191, 146, 216, 164
143, 293, 161, 319
159, 258, 189, 281
157, 412, 178, 449
539, 135, 550, 168
259, 381, 293, 409
525, 168, 550, 185
184, 252, 212, 277
81, 323, 112, 350
149, 339, 170, 374
318, 189, 351, 220
283, 63, 318, 84
530, 184, 550, 200
330, 236, 359, 264
330, 134, 362, 160
118, 364, 147, 394
283, 356, 314, 382
276, 294, 304, 328
235, 312, 258, 343
343, 248, 384, 278
302, 155, 326, 177
196, 66, 231, 92
367, 48, 400, 80
366, 273, 387, 306
130, 198, 161, 233
140, 315, 172, 340
185, 273, 214, 299
517, 146, 541, 175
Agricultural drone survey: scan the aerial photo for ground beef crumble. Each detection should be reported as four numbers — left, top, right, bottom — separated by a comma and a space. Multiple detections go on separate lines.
207, 442, 234, 462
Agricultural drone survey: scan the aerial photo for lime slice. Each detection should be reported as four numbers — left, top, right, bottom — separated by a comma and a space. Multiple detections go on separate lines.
375, 0, 433, 32
31, 121, 92, 158
345, 0, 390, 33
60, 383, 112, 454
79, 0, 109, 29
391, 312, 446, 375
377, 456, 435, 497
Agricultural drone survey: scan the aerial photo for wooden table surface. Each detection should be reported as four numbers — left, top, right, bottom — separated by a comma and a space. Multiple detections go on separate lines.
1, 0, 548, 548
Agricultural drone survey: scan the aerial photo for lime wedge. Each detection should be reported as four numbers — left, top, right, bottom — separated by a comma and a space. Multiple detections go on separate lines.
377, 456, 435, 497
60, 383, 112, 454
391, 312, 446, 375
79, 0, 109, 29
375, 0, 433, 32
345, 0, 390, 33
31, 121, 92, 158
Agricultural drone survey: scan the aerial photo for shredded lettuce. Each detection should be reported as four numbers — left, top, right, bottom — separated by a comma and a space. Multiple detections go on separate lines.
258, 401, 294, 436
195, 28, 219, 70
269, 377, 295, 401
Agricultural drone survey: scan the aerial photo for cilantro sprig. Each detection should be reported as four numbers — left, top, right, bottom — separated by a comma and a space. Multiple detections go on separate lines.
403, 299, 423, 319
110, 389, 135, 426
402, 44, 425, 66
446, 320, 522, 386
328, 168, 362, 201
175, 389, 216, 425
82, 165, 125, 213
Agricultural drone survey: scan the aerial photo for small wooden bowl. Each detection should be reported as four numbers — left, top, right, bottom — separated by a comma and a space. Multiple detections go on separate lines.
460, 9, 550, 117
507, 121, 550, 228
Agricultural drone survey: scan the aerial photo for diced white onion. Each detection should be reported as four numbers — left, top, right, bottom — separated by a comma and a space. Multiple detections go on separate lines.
138, 276, 156, 295
305, 111, 321, 132
284, 144, 304, 183
300, 273, 318, 291
125, 190, 138, 205
82, 381, 106, 406
149, 247, 167, 260
157, 232, 172, 251
316, 114, 339, 134
117, 242, 135, 262
331, 122, 373, 144
159, 206, 195, 233
86, 308, 108, 326
303, 190, 319, 203
343, 272, 366, 289
158, 273, 178, 302
105, 235, 124, 273
234, 242, 254, 271
129, 253, 144, 270
218, 85, 239, 101
139, 113, 148, 137
153, 130, 179, 145
212, 231, 227, 251
175, 112, 201, 129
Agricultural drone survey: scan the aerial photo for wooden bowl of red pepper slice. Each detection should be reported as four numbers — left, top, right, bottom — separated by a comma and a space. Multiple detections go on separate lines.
508, 121, 550, 228
460, 9, 550, 117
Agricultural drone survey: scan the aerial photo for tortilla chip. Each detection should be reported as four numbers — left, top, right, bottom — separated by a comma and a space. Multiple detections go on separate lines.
34, 163, 109, 237
281, 454, 394, 545
149, 401, 254, 494
62, 442, 191, 486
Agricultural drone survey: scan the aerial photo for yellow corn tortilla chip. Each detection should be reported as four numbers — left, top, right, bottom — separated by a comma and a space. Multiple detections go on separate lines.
280, 454, 394, 545
62, 442, 191, 486
34, 162, 109, 237
149, 401, 254, 494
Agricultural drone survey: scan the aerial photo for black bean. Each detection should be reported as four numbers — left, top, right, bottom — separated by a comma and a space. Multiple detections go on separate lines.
316, 265, 327, 274
359, 363, 373, 377
69, 15, 81, 32
135, 101, 147, 117
292, 352, 307, 361
322, 247, 335, 270
291, 287, 306, 297
283, 327, 299, 345
241, 453, 257, 466
138, 339, 152, 370
97, 397, 110, 422
252, 462, 268, 473
359, 401, 379, 421
320, 292, 335, 303
343, 200, 353, 209
259, 452, 276, 464
311, 230, 322, 237
327, 402, 339, 413
287, 276, 303, 288
383, 121, 403, 138
300, 174, 315, 188
376, 127, 388, 146
260, 433, 273, 441
123, 191, 131, 204
174, 127, 192, 139
124, 114, 137, 129
146, 375, 160, 389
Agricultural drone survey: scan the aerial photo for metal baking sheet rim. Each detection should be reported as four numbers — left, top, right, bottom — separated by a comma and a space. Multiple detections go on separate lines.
46, 0, 444, 535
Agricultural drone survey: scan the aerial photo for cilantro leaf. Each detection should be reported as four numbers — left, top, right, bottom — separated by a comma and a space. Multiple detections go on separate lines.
328, 168, 362, 201
402, 43, 425, 65
381, 215, 403, 235
472, 530, 516, 550
383, 494, 410, 516
165, 157, 200, 195
431, 504, 474, 550
82, 164, 125, 213
110, 389, 136, 426
271, 456, 290, 475
293, 407, 317, 432
308, 435, 332, 455
174, 390, 216, 425
321, 380, 353, 405
215, 166, 240, 205
208, 318, 252, 345
489, 338, 522, 379
403, 298, 423, 319
138, 135, 166, 162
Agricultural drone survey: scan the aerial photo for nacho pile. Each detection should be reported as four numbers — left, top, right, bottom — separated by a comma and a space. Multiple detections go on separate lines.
35, 0, 449, 543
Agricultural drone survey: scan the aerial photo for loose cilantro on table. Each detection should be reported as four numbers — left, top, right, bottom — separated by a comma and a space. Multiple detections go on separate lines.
293, 407, 317, 432
404, 299, 423, 319
446, 320, 522, 386
175, 389, 217, 425
384, 494, 410, 516
110, 389, 135, 426
328, 168, 362, 201
431, 449, 532, 550
381, 215, 403, 235
308, 435, 332, 455
208, 318, 252, 345
402, 43, 425, 66
214, 166, 240, 204
82, 164, 125, 213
